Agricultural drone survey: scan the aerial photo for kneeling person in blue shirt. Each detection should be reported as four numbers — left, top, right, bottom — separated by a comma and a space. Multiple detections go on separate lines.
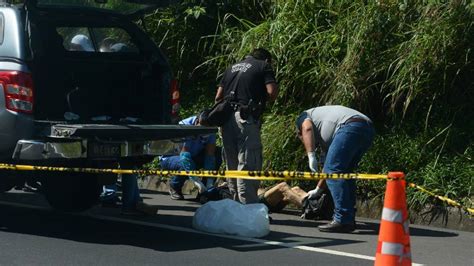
161, 114, 222, 200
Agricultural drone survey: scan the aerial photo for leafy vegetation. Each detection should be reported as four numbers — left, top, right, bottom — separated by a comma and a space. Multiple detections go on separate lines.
144, 1, 473, 212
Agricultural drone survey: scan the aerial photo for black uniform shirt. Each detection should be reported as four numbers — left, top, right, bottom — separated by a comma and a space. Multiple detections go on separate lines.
218, 56, 276, 106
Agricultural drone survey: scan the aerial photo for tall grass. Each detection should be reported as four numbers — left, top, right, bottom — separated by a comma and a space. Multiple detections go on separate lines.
144, 1, 473, 211
207, 1, 472, 117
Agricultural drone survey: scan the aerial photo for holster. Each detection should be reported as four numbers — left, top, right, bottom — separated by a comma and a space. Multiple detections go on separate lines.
238, 101, 263, 120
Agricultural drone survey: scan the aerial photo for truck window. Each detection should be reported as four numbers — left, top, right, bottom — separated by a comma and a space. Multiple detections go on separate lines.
57, 27, 139, 53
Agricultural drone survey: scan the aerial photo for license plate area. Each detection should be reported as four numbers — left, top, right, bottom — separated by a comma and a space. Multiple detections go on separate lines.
88, 142, 121, 158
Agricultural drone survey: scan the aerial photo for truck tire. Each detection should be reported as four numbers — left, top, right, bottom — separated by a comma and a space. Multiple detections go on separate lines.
42, 172, 101, 212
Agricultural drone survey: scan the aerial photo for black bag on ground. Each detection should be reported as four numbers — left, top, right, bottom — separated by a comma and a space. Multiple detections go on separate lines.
200, 99, 233, 126
301, 191, 334, 220
197, 185, 232, 204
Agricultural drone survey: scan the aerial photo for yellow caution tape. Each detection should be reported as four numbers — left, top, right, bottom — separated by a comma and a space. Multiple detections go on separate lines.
0, 163, 386, 180
1, 163, 472, 215
408, 183, 474, 216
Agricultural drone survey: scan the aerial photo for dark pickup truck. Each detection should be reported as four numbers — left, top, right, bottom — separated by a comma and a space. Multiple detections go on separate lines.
0, 0, 216, 211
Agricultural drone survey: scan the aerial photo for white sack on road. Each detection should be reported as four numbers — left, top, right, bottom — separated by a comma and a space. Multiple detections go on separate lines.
192, 199, 270, 238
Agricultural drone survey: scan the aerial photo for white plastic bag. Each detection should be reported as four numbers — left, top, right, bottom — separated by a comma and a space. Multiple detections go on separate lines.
192, 199, 270, 238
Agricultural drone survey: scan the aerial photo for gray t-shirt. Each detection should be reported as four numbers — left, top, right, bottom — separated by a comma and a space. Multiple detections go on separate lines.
302, 105, 371, 153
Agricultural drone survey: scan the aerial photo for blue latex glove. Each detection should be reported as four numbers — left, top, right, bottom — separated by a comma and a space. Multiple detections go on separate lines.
179, 152, 196, 170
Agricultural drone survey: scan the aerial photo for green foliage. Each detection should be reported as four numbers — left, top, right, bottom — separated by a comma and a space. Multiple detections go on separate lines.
261, 113, 305, 171
406, 145, 474, 211
356, 127, 474, 210
141, 0, 270, 116
203, 1, 473, 123
141, 1, 472, 210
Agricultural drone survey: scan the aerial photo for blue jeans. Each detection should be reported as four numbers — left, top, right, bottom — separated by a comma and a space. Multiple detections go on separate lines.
121, 174, 141, 209
161, 155, 187, 191
162, 148, 223, 192
323, 121, 375, 224
101, 174, 141, 209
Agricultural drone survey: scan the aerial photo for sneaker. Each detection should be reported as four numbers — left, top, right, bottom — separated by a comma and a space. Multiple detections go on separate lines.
318, 220, 356, 233
23, 181, 42, 193
169, 187, 184, 200
136, 202, 158, 215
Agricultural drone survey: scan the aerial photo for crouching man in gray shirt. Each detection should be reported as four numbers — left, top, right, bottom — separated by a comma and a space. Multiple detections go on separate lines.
296, 105, 375, 233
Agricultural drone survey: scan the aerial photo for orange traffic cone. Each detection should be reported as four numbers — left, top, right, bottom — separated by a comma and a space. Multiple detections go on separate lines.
375, 172, 412, 266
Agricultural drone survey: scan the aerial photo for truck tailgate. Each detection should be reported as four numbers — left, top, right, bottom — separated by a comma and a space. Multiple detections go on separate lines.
50, 124, 217, 140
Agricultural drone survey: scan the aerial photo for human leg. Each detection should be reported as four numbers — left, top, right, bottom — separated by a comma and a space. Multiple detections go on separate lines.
262, 182, 307, 210
161, 155, 187, 199
262, 182, 288, 208
205, 147, 223, 187
179, 152, 206, 193
291, 186, 308, 198
234, 111, 262, 204
235, 179, 260, 204
193, 147, 223, 188
283, 186, 307, 209
221, 113, 240, 201
121, 174, 141, 210
120, 173, 158, 215
320, 122, 374, 231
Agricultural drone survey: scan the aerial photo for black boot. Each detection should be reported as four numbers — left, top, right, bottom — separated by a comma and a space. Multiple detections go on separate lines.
318, 220, 356, 233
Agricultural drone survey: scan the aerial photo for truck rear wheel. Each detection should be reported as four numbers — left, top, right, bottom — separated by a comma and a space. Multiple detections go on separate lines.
42, 172, 101, 212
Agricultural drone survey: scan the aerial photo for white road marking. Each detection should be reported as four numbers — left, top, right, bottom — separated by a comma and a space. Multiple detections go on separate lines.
0, 200, 424, 265
89, 214, 423, 265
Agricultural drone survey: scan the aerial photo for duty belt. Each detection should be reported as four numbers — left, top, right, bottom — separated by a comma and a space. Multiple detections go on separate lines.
230, 102, 241, 111
345, 117, 371, 125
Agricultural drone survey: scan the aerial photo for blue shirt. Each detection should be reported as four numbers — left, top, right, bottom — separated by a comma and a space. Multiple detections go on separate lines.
179, 116, 216, 157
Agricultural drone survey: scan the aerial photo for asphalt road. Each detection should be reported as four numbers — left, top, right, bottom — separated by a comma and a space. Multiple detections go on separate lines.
0, 189, 473, 266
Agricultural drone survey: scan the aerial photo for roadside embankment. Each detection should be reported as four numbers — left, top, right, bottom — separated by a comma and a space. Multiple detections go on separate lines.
138, 176, 473, 232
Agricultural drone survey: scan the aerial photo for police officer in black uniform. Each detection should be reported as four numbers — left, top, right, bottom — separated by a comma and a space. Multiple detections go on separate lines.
215, 48, 278, 204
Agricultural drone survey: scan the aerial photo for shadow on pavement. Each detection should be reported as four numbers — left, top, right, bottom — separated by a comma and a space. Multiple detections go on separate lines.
0, 204, 458, 256
353, 220, 458, 237
269, 218, 323, 228
139, 189, 169, 195
0, 190, 459, 256
154, 204, 200, 213
0, 203, 366, 253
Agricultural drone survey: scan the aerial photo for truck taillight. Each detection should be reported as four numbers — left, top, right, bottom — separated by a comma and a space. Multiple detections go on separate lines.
0, 71, 34, 114
170, 79, 180, 120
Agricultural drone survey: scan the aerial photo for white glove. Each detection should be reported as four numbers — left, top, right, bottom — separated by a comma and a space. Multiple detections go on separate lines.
308, 151, 318, 172
306, 186, 321, 200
